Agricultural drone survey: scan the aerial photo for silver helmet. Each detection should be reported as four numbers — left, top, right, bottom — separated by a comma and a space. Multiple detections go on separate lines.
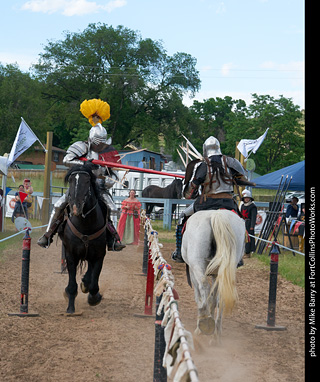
203, 136, 222, 156
88, 123, 112, 152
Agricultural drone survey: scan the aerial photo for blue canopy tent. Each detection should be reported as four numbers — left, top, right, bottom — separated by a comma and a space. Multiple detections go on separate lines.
254, 160, 305, 191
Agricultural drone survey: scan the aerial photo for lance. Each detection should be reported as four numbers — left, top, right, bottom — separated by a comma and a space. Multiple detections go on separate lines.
79, 157, 185, 179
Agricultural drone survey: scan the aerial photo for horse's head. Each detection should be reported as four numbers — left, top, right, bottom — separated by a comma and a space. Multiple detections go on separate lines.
174, 178, 183, 199
65, 164, 97, 217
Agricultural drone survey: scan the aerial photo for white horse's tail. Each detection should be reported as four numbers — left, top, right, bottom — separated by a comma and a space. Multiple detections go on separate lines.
205, 210, 239, 315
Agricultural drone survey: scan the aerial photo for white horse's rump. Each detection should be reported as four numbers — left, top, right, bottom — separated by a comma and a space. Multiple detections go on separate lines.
181, 209, 245, 337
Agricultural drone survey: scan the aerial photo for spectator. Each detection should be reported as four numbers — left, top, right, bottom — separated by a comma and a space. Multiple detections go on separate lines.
12, 185, 28, 222
240, 189, 257, 258
23, 178, 33, 208
286, 196, 299, 218
117, 190, 141, 245
297, 203, 305, 252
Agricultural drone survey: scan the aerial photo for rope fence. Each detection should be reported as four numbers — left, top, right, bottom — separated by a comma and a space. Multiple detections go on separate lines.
0, 224, 48, 243
248, 233, 305, 256
143, 217, 199, 382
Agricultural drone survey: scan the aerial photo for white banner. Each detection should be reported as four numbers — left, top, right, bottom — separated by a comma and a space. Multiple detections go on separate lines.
6, 195, 16, 217
237, 128, 269, 158
255, 210, 267, 234
37, 196, 44, 210
7, 120, 39, 167
0, 156, 8, 175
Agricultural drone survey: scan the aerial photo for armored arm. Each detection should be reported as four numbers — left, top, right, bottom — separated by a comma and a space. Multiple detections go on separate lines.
183, 161, 205, 199
63, 141, 89, 167
226, 157, 256, 187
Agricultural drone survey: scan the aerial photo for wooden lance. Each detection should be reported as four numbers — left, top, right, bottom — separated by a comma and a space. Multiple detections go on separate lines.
79, 157, 185, 179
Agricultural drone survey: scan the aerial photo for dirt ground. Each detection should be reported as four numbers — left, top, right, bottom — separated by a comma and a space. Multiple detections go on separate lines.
0, 233, 305, 382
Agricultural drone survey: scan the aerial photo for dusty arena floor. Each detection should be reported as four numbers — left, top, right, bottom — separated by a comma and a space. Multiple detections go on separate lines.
0, 234, 305, 382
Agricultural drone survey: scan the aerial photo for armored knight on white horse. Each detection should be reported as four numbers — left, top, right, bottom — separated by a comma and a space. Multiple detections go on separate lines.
172, 136, 256, 337
172, 136, 255, 263
37, 99, 125, 251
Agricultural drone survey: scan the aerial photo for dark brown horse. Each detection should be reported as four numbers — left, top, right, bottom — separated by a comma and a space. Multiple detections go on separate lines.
58, 162, 109, 314
142, 178, 183, 217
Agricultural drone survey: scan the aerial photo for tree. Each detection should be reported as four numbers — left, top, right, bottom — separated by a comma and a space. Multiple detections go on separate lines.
189, 96, 249, 155
0, 64, 49, 155
246, 94, 304, 174
189, 94, 304, 175
32, 23, 201, 151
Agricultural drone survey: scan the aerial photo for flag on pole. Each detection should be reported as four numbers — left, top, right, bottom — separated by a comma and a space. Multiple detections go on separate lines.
7, 119, 44, 168
19, 192, 28, 204
237, 128, 269, 158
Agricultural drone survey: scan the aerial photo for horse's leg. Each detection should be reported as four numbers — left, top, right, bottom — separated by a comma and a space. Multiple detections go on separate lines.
64, 256, 79, 314
80, 263, 92, 293
87, 257, 104, 306
146, 204, 152, 216
189, 266, 215, 335
209, 277, 223, 340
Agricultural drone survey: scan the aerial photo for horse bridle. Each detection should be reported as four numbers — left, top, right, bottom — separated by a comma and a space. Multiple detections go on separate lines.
67, 170, 107, 255
68, 171, 97, 218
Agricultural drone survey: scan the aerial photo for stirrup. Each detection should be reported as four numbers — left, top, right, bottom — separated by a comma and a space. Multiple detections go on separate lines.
171, 250, 184, 263
37, 234, 53, 249
108, 241, 126, 251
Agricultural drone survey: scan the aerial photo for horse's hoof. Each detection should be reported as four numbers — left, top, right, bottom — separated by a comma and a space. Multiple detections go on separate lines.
198, 316, 215, 335
88, 292, 102, 306
80, 282, 89, 294
66, 307, 75, 314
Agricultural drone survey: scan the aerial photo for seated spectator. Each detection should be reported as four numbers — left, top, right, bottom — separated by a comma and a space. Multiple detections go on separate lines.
12, 185, 28, 222
285, 196, 299, 218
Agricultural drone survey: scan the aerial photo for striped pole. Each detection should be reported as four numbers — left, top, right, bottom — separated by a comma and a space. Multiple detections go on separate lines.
8, 229, 39, 317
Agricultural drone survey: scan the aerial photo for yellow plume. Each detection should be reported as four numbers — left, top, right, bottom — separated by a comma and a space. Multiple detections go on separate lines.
80, 99, 110, 126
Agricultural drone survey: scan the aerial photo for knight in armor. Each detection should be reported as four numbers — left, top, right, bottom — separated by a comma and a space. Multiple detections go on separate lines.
171, 136, 256, 263
37, 98, 126, 251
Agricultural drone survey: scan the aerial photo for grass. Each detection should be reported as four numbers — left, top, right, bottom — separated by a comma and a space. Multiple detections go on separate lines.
253, 251, 305, 288
0, 217, 45, 260
145, 220, 175, 243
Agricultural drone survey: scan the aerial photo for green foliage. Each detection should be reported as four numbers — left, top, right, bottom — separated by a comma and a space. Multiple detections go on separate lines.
190, 94, 304, 174
30, 23, 200, 151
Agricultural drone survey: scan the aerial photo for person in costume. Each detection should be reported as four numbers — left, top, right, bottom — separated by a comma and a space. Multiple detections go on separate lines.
37, 98, 125, 251
171, 136, 256, 263
240, 189, 257, 257
117, 189, 141, 245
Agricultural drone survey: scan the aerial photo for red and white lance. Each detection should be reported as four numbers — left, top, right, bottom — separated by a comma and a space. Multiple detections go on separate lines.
79, 157, 185, 179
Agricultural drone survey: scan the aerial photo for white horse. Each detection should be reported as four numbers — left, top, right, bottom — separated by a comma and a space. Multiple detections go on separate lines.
181, 209, 246, 338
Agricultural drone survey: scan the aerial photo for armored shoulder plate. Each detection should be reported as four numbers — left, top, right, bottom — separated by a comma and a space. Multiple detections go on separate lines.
66, 141, 89, 158
63, 141, 89, 166
225, 156, 247, 176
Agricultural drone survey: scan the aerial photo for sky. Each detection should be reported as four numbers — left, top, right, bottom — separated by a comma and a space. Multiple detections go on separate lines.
1, 0, 305, 109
